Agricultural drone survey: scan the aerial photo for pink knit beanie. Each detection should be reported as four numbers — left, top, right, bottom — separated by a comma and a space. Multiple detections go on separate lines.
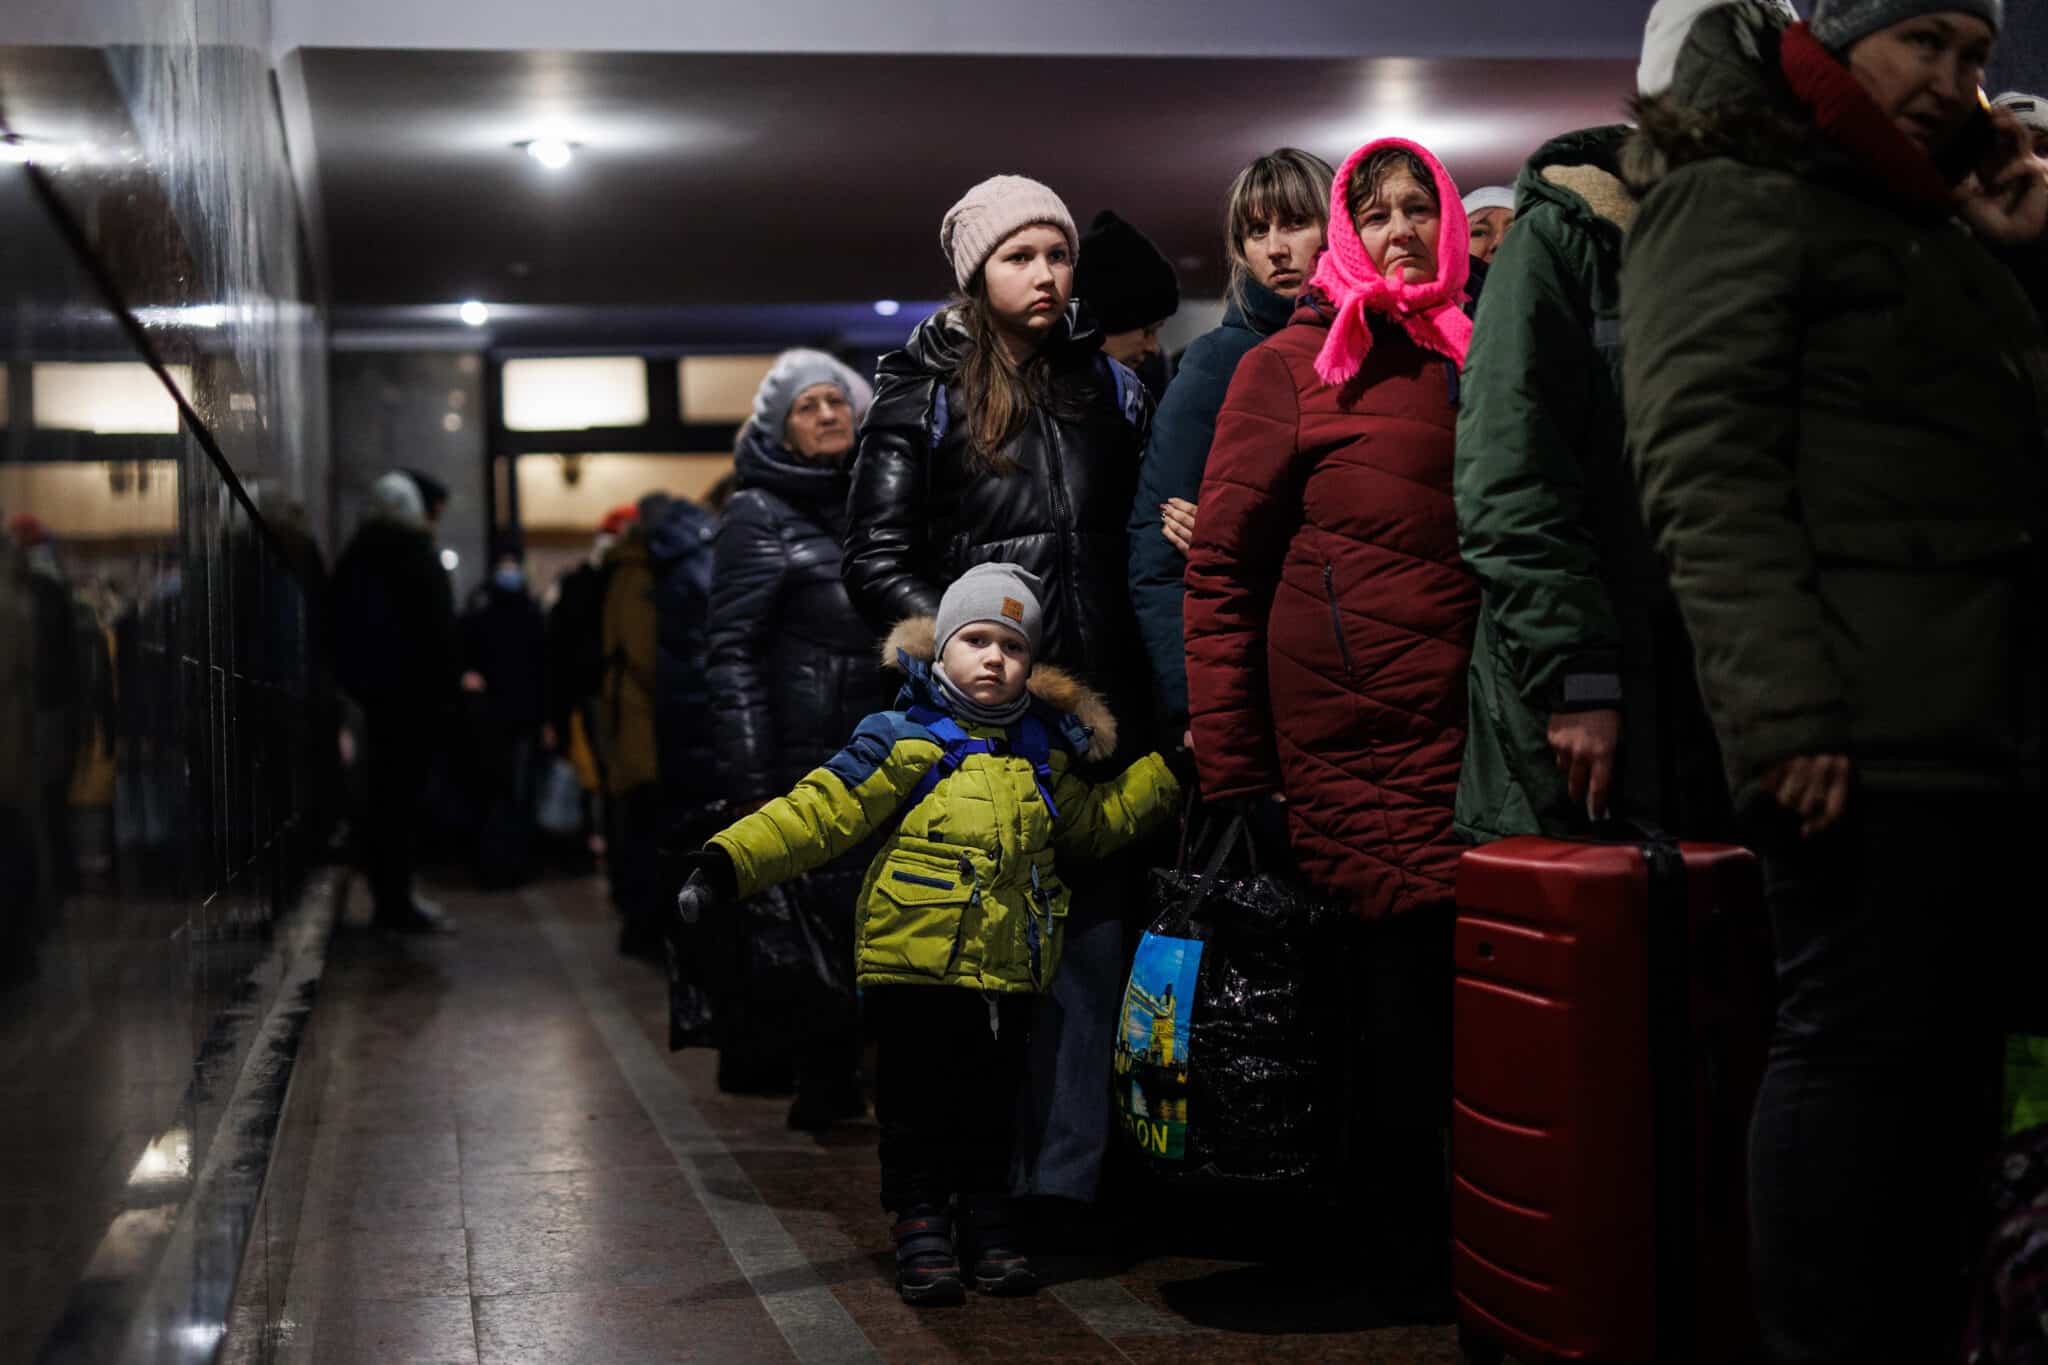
939, 175, 1079, 291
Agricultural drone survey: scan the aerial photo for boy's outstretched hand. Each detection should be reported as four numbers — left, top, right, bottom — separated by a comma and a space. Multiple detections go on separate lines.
674, 849, 739, 925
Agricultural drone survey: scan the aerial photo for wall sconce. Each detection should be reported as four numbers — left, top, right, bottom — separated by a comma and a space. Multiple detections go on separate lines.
557, 453, 584, 487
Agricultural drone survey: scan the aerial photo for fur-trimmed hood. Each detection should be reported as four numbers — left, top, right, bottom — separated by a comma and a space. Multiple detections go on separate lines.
1519, 125, 1639, 238
881, 616, 1118, 761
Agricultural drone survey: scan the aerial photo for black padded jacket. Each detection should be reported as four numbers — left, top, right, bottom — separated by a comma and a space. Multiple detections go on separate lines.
842, 303, 1157, 763
707, 424, 890, 801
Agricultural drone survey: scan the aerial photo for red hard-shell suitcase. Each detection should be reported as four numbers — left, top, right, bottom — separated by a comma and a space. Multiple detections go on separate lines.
1451, 833, 1773, 1364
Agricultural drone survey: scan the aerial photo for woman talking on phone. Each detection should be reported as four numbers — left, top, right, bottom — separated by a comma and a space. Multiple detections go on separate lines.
1620, 0, 2047, 1357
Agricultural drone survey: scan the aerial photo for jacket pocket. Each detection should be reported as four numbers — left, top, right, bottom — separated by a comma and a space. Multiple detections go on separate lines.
1323, 563, 1358, 678
865, 846, 978, 978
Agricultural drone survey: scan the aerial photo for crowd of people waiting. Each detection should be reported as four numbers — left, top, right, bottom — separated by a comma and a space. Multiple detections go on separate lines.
325, 0, 2048, 1356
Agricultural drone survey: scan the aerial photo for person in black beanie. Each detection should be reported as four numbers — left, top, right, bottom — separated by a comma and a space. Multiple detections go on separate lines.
1075, 210, 1180, 392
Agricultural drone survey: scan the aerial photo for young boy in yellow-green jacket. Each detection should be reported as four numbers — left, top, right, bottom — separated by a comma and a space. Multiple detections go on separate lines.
674, 563, 1186, 1306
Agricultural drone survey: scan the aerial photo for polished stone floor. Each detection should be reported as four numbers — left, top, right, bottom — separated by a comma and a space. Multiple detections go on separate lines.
229, 877, 1461, 1364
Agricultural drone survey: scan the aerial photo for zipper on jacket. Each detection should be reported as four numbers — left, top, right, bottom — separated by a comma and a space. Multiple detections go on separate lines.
1323, 564, 1358, 677
947, 880, 978, 975
1042, 410, 1086, 668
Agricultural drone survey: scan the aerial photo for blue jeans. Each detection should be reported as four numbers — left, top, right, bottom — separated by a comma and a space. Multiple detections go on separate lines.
1748, 794, 2019, 1363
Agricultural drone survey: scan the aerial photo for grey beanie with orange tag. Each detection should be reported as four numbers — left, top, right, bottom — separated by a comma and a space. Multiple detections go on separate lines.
933, 563, 1045, 661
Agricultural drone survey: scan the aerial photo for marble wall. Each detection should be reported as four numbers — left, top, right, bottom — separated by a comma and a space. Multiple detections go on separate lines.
0, 0, 331, 1358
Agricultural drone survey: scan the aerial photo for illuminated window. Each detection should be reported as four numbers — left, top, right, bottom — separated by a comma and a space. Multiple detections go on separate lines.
679, 355, 778, 422
501, 357, 648, 432
515, 452, 734, 529
32, 362, 189, 434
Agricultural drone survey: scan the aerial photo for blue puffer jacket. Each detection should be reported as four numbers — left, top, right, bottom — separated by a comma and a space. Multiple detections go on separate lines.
1128, 278, 1297, 726
648, 496, 721, 819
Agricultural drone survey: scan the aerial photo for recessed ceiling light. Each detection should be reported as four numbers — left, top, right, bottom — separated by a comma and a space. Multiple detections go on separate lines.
521, 137, 575, 170
458, 300, 490, 327
873, 299, 901, 318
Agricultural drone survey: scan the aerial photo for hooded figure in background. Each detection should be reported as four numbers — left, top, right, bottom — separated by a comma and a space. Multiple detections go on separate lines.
1075, 209, 1181, 398
706, 347, 887, 1116
330, 470, 459, 932
602, 487, 718, 962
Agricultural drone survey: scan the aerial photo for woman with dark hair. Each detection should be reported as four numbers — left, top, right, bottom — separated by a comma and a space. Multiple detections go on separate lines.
843, 173, 1154, 1223
1621, 1, 2046, 1355
1129, 147, 1335, 735
1184, 136, 1478, 1303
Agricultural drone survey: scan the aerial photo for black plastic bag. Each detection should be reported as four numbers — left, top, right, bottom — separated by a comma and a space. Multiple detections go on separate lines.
1116, 811, 1336, 1186
667, 869, 857, 1055
720, 876, 858, 1056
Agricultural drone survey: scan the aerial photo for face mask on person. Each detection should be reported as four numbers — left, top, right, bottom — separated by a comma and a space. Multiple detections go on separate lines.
493, 565, 526, 592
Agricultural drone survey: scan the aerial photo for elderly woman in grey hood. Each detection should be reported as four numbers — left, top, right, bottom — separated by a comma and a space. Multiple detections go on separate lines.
704, 348, 885, 1128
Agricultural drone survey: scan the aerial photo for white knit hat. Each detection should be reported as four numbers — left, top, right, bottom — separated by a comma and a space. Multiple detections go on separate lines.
1462, 186, 1516, 216
1639, 0, 1796, 96
751, 348, 873, 444
939, 175, 1079, 291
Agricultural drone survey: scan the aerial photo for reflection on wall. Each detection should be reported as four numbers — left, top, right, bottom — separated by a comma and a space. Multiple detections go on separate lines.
0, 459, 180, 535
31, 363, 191, 434
0, 0, 331, 1356
330, 349, 486, 597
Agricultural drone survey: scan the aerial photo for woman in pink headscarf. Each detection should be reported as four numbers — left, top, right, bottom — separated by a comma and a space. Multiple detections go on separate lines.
1183, 135, 1478, 1303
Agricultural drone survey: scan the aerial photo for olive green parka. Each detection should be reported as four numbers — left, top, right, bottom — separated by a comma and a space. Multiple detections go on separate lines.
708, 617, 1181, 994
1620, 21, 2047, 809
1455, 124, 1729, 841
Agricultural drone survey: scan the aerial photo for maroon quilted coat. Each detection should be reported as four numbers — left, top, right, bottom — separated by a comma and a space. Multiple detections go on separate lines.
1184, 295, 1476, 919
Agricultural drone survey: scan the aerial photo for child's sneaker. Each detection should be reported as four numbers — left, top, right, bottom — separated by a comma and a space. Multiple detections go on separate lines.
891, 1206, 965, 1306
961, 1194, 1038, 1296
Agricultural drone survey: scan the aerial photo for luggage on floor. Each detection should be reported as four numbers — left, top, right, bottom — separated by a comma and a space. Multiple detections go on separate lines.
1451, 829, 1772, 1365
1115, 811, 1335, 1186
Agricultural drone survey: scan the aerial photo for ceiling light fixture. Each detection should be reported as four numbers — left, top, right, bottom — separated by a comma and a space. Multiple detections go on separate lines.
873, 300, 901, 318
520, 137, 575, 170
459, 300, 490, 327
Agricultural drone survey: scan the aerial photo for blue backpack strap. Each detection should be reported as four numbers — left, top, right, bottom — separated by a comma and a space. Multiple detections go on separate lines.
1009, 714, 1060, 821
898, 702, 1061, 823
927, 380, 950, 449
902, 704, 1000, 814
1095, 352, 1145, 431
